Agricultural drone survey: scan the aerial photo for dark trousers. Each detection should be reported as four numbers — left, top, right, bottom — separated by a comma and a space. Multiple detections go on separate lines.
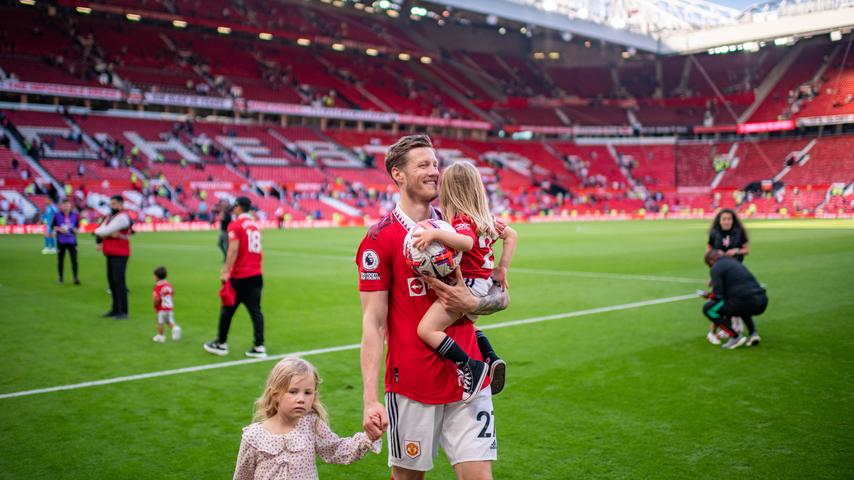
218, 232, 228, 262
217, 275, 264, 346
57, 243, 78, 281
703, 292, 768, 336
106, 255, 129, 315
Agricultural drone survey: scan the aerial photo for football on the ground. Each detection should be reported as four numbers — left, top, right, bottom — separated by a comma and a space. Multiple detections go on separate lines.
403, 219, 462, 278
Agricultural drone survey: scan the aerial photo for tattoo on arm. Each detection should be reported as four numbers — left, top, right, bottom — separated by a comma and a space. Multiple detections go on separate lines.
473, 286, 508, 315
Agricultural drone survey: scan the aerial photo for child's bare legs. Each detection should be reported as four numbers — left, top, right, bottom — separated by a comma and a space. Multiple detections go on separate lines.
417, 301, 460, 349
169, 319, 181, 340
417, 301, 488, 404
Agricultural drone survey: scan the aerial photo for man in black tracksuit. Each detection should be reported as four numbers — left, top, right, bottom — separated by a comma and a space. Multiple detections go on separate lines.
702, 250, 768, 350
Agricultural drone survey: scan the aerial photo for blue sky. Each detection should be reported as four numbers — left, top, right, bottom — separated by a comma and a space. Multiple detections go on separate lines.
713, 0, 758, 11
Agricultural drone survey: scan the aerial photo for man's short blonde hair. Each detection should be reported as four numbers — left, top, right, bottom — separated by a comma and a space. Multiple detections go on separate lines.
384, 134, 434, 182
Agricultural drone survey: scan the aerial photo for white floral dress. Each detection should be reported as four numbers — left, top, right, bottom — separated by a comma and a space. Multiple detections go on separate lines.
233, 413, 381, 480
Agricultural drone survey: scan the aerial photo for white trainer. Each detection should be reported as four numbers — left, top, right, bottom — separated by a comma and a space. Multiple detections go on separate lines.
152, 334, 166, 343
706, 332, 721, 345
172, 326, 182, 341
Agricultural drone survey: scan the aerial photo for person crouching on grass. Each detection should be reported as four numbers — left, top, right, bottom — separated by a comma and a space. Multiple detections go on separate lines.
233, 357, 382, 480
152, 266, 181, 343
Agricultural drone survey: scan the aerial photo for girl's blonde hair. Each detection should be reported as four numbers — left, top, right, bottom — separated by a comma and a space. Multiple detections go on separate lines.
254, 357, 329, 423
440, 161, 497, 239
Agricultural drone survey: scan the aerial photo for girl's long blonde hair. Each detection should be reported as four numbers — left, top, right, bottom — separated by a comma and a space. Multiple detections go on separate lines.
440, 161, 498, 239
254, 357, 329, 423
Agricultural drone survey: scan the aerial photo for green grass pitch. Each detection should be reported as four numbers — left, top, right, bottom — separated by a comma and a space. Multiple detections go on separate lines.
1, 219, 852, 479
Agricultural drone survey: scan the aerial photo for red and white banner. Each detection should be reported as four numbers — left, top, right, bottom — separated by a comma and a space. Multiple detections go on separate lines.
187, 181, 236, 190
144, 92, 233, 110
248, 101, 492, 130
0, 80, 123, 101
736, 120, 796, 134
797, 114, 854, 127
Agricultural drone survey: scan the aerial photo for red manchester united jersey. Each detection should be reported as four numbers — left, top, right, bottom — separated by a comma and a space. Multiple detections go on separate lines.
451, 214, 506, 280
153, 280, 174, 312
228, 213, 263, 279
356, 205, 486, 405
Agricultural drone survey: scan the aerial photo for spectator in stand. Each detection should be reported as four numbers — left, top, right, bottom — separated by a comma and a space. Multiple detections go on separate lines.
53, 198, 80, 285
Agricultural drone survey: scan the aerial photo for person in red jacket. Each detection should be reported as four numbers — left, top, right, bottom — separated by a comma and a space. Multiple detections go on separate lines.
94, 195, 132, 320
204, 196, 266, 358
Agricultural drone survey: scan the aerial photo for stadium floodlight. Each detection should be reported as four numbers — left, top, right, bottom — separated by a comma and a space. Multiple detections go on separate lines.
297, 38, 312, 46
542, 0, 558, 12
398, 52, 411, 61
366, 48, 379, 56
548, 51, 560, 59
499, 27, 507, 35
173, 20, 188, 28
420, 56, 432, 64
19, 0, 35, 5
411, 6, 428, 16
387, 9, 400, 17
577, 8, 588, 19
332, 43, 346, 51
217, 26, 231, 34
354, 3, 365, 10
378, 0, 391, 8
486, 14, 498, 25
75, 6, 92, 14
520, 26, 528, 34
533, 52, 545, 59
774, 36, 794, 46
126, 13, 142, 21
364, 6, 375, 13
561, 31, 573, 42
333, 0, 345, 6
259, 32, 273, 40
830, 30, 843, 41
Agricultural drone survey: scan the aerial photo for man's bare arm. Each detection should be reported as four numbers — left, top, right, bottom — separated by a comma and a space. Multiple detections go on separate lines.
472, 282, 509, 315
360, 290, 389, 439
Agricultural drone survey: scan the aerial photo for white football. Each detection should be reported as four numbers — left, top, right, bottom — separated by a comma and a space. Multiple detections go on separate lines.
403, 219, 462, 278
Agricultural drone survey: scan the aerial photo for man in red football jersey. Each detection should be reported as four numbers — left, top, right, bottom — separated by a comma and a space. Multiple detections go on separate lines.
357, 134, 509, 479
204, 196, 266, 358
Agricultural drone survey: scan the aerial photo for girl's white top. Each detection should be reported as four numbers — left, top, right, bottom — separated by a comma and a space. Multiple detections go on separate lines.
233, 413, 381, 480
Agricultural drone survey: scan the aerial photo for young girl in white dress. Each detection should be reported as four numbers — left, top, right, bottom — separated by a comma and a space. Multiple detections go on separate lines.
233, 357, 382, 480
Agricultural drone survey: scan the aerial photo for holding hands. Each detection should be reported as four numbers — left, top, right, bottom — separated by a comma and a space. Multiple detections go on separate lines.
363, 401, 388, 441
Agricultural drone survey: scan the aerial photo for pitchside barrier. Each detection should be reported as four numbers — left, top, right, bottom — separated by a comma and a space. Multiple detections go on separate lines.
2, 211, 852, 235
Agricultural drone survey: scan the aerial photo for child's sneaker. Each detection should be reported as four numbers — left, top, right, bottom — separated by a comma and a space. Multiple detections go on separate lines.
706, 332, 722, 345
152, 334, 166, 343
458, 360, 489, 404
246, 345, 267, 358
203, 341, 229, 356
488, 358, 506, 395
172, 326, 182, 341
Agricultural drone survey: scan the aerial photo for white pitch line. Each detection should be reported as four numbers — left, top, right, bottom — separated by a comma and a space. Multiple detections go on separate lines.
0, 294, 696, 400
513, 268, 706, 285
140, 243, 706, 285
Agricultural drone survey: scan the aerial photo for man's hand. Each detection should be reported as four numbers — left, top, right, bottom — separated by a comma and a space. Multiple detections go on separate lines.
423, 269, 478, 315
220, 271, 230, 283
363, 401, 388, 440
725, 248, 739, 256
493, 266, 508, 290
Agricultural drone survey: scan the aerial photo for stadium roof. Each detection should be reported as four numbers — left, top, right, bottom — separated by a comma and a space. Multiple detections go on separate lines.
426, 0, 854, 54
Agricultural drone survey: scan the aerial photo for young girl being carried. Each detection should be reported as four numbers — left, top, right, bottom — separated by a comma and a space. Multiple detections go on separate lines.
411, 161, 518, 404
